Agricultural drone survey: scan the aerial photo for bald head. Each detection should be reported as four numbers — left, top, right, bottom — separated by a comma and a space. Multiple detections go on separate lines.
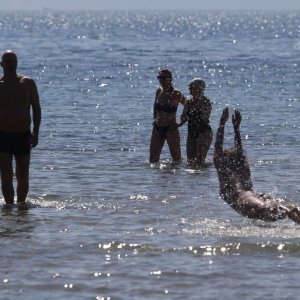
1, 50, 18, 71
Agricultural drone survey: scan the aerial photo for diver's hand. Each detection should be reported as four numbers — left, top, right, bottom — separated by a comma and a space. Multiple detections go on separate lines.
220, 107, 229, 126
232, 110, 242, 130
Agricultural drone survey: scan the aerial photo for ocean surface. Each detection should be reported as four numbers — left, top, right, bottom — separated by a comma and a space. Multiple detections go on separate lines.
0, 10, 300, 299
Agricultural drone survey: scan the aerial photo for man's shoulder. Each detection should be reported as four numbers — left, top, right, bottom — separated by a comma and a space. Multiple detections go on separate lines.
213, 153, 226, 168
18, 74, 34, 82
203, 96, 211, 104
18, 74, 37, 88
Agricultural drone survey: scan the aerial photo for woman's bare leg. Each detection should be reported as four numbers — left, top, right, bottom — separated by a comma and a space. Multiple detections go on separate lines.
195, 129, 213, 164
166, 128, 181, 162
186, 135, 196, 163
149, 127, 165, 163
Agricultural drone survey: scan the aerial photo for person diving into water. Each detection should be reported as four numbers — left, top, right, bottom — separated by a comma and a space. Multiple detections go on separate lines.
214, 107, 300, 224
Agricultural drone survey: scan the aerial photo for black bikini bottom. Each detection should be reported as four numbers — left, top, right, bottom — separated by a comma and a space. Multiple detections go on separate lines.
154, 124, 171, 139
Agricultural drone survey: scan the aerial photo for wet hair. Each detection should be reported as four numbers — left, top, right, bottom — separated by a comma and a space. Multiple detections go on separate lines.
223, 147, 247, 170
189, 78, 206, 90
158, 68, 172, 79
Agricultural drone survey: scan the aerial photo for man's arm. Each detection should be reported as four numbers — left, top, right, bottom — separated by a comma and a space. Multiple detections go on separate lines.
30, 79, 41, 148
214, 107, 229, 156
232, 110, 243, 152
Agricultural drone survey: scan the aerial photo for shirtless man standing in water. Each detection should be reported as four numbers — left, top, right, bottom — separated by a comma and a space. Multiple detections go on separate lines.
0, 50, 41, 209
214, 107, 300, 224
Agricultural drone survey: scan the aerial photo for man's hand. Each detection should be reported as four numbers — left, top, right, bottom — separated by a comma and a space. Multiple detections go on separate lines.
31, 132, 39, 148
232, 110, 242, 130
220, 107, 229, 126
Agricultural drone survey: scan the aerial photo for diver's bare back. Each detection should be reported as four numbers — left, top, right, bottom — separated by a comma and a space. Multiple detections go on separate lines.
0, 74, 33, 133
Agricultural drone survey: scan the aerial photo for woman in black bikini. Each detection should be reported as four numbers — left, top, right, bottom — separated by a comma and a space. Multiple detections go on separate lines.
149, 69, 186, 163
178, 78, 213, 165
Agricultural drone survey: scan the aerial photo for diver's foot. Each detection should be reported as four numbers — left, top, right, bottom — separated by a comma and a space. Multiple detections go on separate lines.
287, 207, 300, 225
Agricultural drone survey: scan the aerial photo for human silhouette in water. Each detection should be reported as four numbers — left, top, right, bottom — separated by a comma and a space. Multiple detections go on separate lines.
0, 50, 41, 209
149, 69, 186, 163
178, 78, 213, 165
214, 107, 300, 224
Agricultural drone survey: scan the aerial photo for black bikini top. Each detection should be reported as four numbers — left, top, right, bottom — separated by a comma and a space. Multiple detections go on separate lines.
155, 102, 177, 113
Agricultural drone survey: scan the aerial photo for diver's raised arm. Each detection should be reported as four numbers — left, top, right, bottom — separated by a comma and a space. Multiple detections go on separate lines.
232, 110, 243, 152
215, 107, 229, 155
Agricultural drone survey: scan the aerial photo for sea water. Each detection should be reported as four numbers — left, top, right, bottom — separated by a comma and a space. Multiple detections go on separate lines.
0, 10, 300, 299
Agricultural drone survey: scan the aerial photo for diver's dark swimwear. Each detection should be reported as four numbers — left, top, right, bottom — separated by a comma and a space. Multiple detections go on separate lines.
155, 102, 177, 114
185, 99, 212, 139
153, 123, 171, 139
0, 131, 31, 155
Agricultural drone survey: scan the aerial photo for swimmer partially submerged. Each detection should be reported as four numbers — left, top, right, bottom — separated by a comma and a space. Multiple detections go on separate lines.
214, 108, 300, 224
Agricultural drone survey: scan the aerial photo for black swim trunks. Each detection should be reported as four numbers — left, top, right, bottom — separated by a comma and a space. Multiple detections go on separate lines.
0, 131, 31, 155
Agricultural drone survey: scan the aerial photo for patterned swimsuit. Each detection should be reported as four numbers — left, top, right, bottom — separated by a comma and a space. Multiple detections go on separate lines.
186, 98, 211, 139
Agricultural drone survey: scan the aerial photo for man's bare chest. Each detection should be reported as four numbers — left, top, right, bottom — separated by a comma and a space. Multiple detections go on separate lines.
0, 83, 30, 106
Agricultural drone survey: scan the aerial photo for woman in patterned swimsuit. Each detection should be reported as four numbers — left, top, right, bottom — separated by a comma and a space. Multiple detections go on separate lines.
178, 78, 213, 165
